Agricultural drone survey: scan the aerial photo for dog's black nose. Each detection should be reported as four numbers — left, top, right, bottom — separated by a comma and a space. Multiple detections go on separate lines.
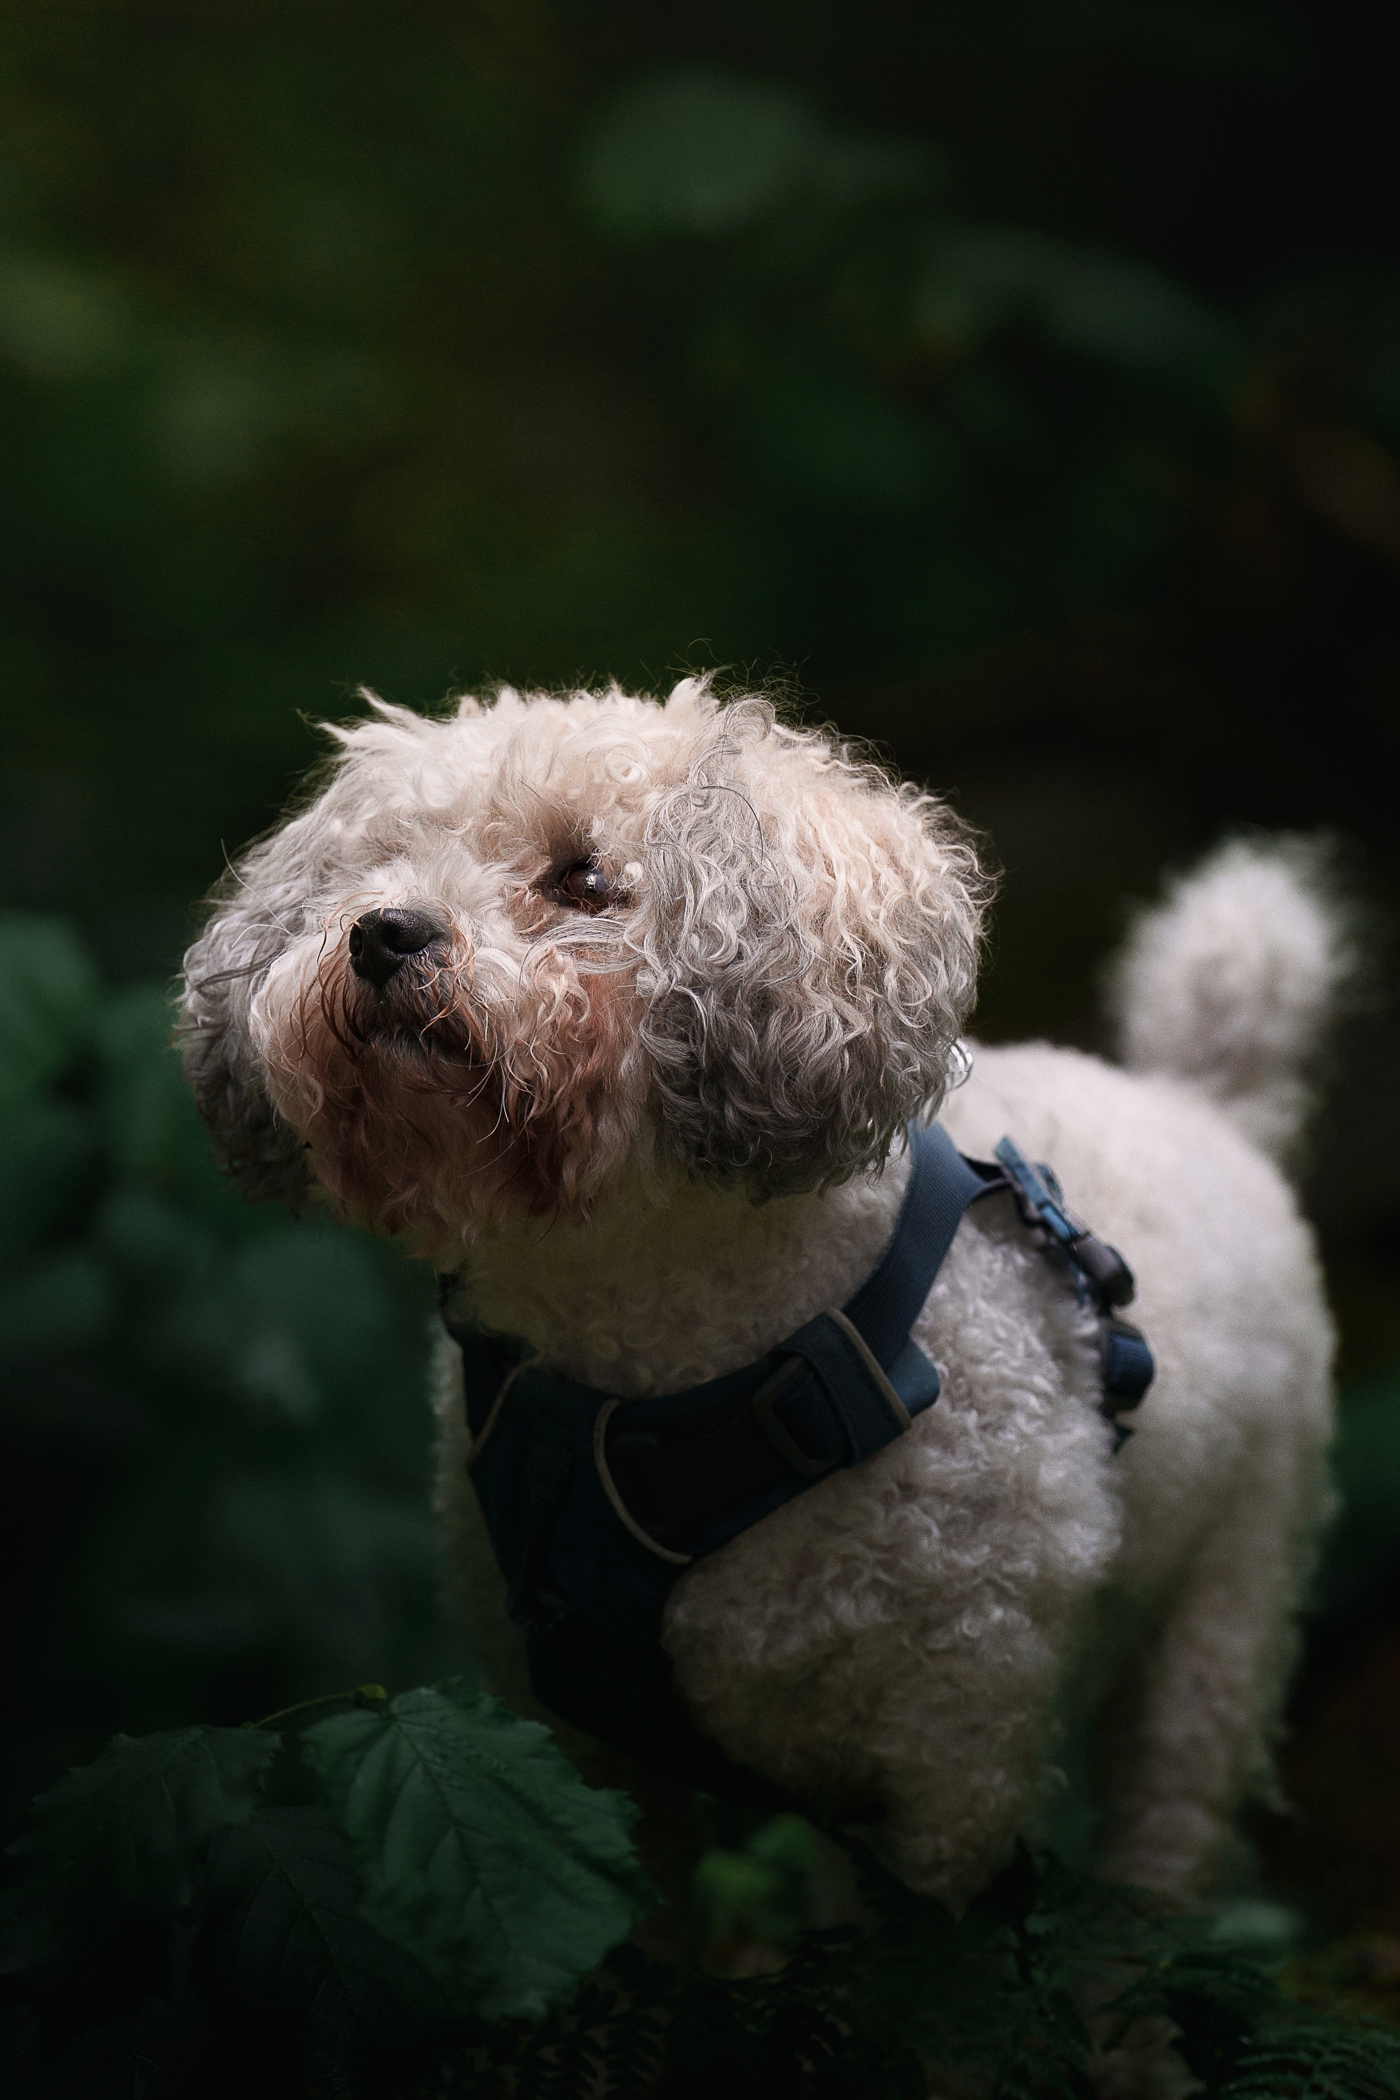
348, 908, 444, 988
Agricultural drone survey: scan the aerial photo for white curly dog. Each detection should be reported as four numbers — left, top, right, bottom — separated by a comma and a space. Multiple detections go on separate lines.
180, 677, 1338, 1914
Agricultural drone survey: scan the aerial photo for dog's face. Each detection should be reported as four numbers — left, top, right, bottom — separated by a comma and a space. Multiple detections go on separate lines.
180, 679, 987, 1258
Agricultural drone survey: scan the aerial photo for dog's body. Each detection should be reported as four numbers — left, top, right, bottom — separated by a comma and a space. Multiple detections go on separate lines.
181, 679, 1339, 1912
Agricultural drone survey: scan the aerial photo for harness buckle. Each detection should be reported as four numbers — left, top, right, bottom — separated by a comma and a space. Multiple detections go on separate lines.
994, 1137, 1137, 1307
752, 1357, 842, 1479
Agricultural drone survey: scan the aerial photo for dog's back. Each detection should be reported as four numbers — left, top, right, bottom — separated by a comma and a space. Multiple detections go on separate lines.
940, 841, 1342, 1891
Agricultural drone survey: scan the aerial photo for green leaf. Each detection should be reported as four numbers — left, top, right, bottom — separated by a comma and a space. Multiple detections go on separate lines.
694, 1813, 823, 1946
1218, 2011, 1400, 2099
302, 1679, 656, 2019
2, 1725, 279, 1970
208, 1805, 446, 2045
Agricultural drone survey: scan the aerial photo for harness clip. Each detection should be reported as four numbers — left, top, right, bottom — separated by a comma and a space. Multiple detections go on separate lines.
752, 1357, 843, 1479
994, 1138, 1136, 1307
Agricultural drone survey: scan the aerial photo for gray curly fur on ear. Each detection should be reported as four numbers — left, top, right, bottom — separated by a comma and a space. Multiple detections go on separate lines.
635, 706, 990, 1198
178, 870, 313, 1208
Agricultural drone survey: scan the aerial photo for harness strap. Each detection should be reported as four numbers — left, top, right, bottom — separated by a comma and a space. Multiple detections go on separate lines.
453, 1122, 992, 1570
446, 1119, 1154, 1785
844, 1120, 996, 1359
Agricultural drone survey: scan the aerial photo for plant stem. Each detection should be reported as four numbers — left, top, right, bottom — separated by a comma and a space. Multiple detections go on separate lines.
244, 1683, 388, 1730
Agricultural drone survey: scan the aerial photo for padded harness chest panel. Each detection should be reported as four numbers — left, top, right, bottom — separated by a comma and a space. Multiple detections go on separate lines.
446, 1121, 1151, 1787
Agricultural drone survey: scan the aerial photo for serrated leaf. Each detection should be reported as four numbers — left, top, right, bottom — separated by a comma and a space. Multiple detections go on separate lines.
303, 1678, 656, 2019
208, 1805, 446, 2047
2, 1725, 279, 1970
1219, 2013, 1400, 2100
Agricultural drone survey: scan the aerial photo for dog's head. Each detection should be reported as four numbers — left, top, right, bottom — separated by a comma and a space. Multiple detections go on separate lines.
180, 679, 988, 1257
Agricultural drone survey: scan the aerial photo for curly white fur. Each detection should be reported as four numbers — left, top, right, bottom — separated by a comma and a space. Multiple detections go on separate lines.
180, 680, 1338, 1919
1107, 837, 1351, 1161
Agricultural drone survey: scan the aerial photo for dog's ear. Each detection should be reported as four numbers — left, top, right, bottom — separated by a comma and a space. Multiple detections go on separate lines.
636, 708, 989, 1197
178, 876, 313, 1209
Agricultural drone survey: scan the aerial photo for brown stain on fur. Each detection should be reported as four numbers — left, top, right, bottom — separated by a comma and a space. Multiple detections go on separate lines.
267, 929, 638, 1252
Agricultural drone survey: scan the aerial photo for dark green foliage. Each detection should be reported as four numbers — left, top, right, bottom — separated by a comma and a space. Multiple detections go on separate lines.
0, 909, 451, 1848
693, 1811, 824, 1947
1, 1725, 278, 1971
206, 1806, 449, 2046
1220, 2019, 1400, 2099
0, 1688, 653, 2094
4, 2, 1400, 981
422, 1847, 1400, 2100
302, 1679, 656, 2018
0, 917, 100, 1114
1150, 1946, 1400, 2098
1311, 1362, 1400, 1632
571, 63, 1240, 675
13, 1732, 1400, 2100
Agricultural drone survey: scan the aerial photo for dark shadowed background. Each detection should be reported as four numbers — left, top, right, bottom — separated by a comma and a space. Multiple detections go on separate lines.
3, 0, 1400, 1977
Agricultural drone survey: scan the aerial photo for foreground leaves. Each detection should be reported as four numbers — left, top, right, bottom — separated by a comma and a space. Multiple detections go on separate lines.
5, 1718, 1400, 2100
208, 1805, 446, 2050
1, 1725, 279, 1969
302, 1679, 656, 2019
1222, 2017, 1400, 2099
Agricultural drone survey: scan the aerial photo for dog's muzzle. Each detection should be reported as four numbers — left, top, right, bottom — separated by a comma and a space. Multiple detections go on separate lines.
348, 907, 446, 988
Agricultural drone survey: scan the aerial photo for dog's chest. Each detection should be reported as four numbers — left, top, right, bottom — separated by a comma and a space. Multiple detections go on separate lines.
454, 1163, 911, 1398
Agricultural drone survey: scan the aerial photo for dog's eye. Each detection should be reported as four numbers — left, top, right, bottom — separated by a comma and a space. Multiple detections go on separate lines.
556, 859, 618, 913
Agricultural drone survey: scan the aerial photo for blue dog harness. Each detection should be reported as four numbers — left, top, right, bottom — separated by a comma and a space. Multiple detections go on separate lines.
446, 1123, 1153, 1790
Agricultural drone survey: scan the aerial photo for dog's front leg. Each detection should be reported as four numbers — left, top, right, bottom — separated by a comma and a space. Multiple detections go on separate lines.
666, 1449, 1122, 1910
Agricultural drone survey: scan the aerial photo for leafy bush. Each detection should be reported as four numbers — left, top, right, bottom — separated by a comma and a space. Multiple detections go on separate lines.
0, 908, 451, 1836
571, 62, 1242, 670
7, 1698, 1400, 2098
0, 1680, 654, 2095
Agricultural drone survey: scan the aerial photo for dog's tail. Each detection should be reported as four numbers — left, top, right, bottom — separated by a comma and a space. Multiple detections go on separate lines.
1107, 838, 1352, 1161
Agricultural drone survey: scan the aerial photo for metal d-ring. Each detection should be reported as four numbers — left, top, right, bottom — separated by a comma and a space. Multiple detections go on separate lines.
593, 1399, 694, 1566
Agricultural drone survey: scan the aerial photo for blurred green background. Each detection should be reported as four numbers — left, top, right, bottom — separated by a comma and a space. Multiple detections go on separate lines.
3, 0, 1400, 1971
